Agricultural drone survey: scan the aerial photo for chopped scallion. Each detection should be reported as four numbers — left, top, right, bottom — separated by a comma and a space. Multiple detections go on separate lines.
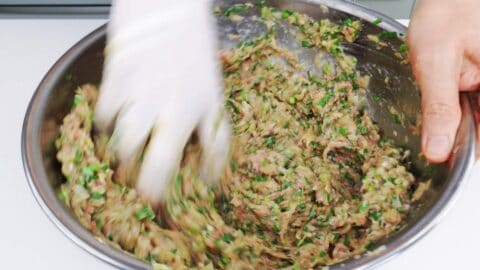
136, 206, 155, 221
372, 18, 382, 25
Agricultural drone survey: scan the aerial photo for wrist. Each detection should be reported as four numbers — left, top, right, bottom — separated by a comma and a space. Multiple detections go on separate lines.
105, 0, 217, 68
109, 0, 213, 36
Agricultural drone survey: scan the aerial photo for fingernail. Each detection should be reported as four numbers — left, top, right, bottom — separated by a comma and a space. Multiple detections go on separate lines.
426, 135, 450, 159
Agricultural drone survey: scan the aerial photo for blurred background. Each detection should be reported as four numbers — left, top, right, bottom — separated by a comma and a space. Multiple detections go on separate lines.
0, 0, 416, 19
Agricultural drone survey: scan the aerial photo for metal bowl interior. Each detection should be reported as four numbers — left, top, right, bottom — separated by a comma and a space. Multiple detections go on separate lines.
22, 0, 477, 269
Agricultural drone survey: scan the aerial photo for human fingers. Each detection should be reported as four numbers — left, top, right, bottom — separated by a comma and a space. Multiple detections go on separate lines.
409, 43, 462, 162
135, 114, 198, 208
197, 96, 231, 186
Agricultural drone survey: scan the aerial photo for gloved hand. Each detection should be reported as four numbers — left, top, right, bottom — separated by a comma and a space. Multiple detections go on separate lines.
408, 0, 480, 162
94, 0, 230, 207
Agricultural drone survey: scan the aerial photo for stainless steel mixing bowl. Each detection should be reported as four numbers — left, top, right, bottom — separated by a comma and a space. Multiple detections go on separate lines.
22, 0, 479, 269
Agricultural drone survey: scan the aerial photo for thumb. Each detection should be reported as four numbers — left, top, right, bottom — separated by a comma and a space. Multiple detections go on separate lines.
411, 45, 462, 162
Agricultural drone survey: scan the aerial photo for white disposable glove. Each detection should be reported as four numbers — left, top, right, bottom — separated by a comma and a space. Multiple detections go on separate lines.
94, 0, 230, 207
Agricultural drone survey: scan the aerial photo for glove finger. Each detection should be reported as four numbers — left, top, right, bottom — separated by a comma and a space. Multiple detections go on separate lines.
94, 63, 129, 133
109, 103, 157, 185
136, 116, 197, 207
198, 97, 231, 186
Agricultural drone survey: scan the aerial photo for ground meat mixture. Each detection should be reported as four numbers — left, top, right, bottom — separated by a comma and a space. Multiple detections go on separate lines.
56, 4, 423, 270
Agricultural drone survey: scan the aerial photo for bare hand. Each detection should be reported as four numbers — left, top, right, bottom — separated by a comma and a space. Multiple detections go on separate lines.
408, 0, 480, 162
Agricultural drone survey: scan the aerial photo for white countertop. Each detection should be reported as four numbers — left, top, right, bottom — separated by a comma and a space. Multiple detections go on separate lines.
0, 19, 478, 270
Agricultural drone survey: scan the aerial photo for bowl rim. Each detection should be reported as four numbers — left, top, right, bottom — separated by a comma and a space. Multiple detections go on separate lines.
21, 1, 477, 269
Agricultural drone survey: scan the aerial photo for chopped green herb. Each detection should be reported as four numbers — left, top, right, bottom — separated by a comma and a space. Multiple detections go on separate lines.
220, 256, 230, 265
88, 163, 108, 172
64, 73, 73, 81
73, 95, 84, 107
343, 234, 350, 246
330, 47, 342, 56
386, 177, 396, 185
391, 195, 402, 209
319, 250, 327, 257
274, 196, 285, 204
369, 211, 382, 221
265, 135, 276, 148
282, 181, 292, 189
305, 98, 313, 106
393, 114, 402, 124
301, 40, 314, 48
230, 159, 238, 171
254, 0, 265, 7
322, 63, 331, 75
399, 43, 408, 52
372, 95, 381, 102
310, 75, 322, 84
357, 125, 369, 135
372, 18, 382, 25
196, 207, 206, 214
90, 192, 105, 201
379, 30, 397, 39
237, 40, 255, 48
260, 6, 274, 19
295, 237, 306, 247
358, 201, 368, 212
341, 100, 350, 109
324, 191, 331, 203
322, 208, 335, 222
73, 149, 83, 165
343, 18, 352, 26
364, 241, 375, 250
58, 186, 68, 202
226, 99, 239, 113
338, 127, 347, 136
94, 216, 104, 231
222, 233, 234, 243
318, 90, 333, 107
281, 9, 293, 19
81, 166, 96, 181
254, 176, 267, 182
135, 206, 155, 221
304, 237, 313, 244
297, 202, 306, 210
224, 5, 249, 17
175, 174, 184, 196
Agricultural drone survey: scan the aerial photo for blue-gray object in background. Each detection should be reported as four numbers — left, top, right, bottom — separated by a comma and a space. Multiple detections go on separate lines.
347, 0, 416, 19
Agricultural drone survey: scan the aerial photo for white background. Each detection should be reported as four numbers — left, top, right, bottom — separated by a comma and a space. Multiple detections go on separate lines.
0, 19, 478, 269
